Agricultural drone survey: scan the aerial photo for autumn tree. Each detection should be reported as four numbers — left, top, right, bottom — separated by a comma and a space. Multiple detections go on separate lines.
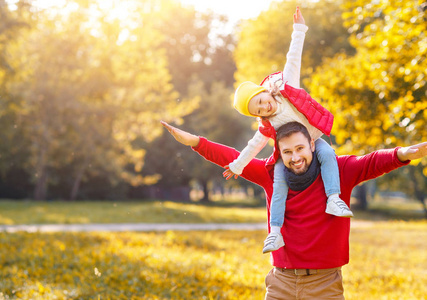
140, 2, 243, 202
306, 0, 427, 212
0, 0, 36, 198
4, 0, 196, 200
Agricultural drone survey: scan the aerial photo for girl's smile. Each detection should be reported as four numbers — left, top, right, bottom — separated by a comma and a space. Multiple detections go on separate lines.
248, 92, 278, 117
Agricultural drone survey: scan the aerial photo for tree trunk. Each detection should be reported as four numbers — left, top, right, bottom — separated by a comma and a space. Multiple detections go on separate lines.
70, 165, 85, 201
354, 184, 368, 210
33, 148, 48, 201
409, 170, 427, 219
33, 166, 48, 200
418, 195, 427, 219
199, 180, 210, 202
70, 157, 89, 201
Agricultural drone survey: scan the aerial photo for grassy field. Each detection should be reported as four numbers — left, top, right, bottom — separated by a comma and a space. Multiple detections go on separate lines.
0, 199, 426, 299
0, 222, 426, 299
0, 197, 425, 225
0, 200, 267, 225
345, 222, 427, 300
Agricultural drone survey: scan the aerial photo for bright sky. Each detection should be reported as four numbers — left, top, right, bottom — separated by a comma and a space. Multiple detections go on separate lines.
7, 0, 275, 23
180, 0, 276, 23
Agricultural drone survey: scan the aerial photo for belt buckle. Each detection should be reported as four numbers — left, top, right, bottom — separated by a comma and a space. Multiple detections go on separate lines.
294, 269, 316, 276
293, 269, 307, 276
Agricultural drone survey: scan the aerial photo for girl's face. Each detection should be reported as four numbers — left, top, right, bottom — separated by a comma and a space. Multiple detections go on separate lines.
248, 92, 278, 117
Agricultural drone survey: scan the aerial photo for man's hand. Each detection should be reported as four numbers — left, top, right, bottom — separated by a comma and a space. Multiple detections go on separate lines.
223, 165, 239, 180
397, 142, 427, 162
293, 6, 305, 25
161, 121, 200, 147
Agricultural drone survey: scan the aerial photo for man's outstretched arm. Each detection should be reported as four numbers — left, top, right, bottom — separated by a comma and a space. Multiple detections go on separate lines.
339, 141, 427, 190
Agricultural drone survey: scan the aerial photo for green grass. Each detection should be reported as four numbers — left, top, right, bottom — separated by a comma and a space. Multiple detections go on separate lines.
0, 197, 425, 226
354, 197, 427, 221
0, 199, 267, 225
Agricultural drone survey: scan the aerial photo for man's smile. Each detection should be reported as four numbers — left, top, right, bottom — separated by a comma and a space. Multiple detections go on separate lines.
292, 160, 304, 167
289, 158, 308, 174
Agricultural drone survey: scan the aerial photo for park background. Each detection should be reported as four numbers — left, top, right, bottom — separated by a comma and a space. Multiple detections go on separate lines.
0, 0, 426, 299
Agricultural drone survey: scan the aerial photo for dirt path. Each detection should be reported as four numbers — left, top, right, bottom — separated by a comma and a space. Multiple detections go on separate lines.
0, 220, 374, 233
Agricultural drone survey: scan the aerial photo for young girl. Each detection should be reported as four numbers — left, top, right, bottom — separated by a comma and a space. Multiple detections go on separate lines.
223, 7, 353, 254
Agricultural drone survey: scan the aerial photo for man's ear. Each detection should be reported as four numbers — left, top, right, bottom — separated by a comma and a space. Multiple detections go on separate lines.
310, 139, 315, 152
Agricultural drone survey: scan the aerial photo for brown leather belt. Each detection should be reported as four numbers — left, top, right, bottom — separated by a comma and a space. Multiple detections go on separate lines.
275, 267, 341, 276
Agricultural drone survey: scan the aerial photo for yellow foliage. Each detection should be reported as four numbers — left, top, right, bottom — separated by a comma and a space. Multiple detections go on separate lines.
1, 221, 427, 299
307, 0, 427, 155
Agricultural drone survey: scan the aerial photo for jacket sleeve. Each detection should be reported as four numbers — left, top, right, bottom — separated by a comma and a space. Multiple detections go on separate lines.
339, 148, 410, 188
192, 137, 272, 188
228, 130, 270, 175
282, 23, 308, 89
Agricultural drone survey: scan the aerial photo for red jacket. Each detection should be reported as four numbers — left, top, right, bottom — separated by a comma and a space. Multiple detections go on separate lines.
193, 137, 409, 269
260, 72, 334, 137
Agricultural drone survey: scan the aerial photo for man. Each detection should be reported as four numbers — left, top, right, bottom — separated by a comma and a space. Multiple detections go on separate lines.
160, 120, 427, 299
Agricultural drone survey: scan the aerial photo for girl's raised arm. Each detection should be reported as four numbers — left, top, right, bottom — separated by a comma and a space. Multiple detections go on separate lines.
282, 7, 308, 88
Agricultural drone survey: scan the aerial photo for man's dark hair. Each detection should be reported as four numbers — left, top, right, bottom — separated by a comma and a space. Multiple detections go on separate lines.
276, 121, 312, 144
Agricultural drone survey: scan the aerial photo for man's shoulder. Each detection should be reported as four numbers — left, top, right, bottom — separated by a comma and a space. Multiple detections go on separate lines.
336, 154, 353, 162
336, 154, 362, 171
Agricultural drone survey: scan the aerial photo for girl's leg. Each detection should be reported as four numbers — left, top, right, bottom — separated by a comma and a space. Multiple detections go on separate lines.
263, 160, 287, 254
315, 139, 353, 218
315, 138, 340, 196
270, 159, 289, 228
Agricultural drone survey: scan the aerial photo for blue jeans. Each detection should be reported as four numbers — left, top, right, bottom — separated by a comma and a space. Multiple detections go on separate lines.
270, 138, 340, 227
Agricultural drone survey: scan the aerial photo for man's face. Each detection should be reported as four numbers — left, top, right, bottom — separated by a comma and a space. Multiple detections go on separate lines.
278, 132, 315, 175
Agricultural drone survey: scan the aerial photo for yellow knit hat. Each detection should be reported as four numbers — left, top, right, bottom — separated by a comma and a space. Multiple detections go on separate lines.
233, 81, 266, 117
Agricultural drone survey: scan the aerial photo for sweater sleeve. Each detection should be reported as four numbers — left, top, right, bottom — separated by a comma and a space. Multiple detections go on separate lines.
192, 137, 272, 188
339, 147, 410, 189
282, 23, 308, 89
228, 130, 270, 175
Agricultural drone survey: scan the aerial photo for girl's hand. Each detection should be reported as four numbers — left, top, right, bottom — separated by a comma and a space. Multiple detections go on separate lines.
223, 166, 239, 180
293, 7, 305, 25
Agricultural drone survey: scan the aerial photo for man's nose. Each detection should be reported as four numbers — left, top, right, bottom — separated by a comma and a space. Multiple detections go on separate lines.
292, 153, 300, 161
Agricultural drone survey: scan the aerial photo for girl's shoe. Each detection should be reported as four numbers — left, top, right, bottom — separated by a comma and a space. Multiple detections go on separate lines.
326, 194, 353, 217
262, 232, 285, 254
